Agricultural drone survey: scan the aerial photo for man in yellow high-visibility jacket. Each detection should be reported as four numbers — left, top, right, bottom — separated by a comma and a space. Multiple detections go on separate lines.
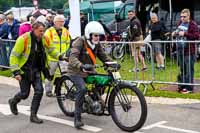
8, 21, 61, 124
44, 15, 70, 97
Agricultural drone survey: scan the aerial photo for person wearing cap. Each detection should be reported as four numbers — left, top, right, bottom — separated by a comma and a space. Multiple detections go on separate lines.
44, 14, 71, 97
67, 21, 112, 129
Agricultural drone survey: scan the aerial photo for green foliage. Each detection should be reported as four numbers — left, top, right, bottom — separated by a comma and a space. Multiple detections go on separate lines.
0, 0, 68, 12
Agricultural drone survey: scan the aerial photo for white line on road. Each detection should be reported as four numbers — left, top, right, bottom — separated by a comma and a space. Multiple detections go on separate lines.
142, 121, 167, 130
0, 104, 102, 132
142, 121, 200, 133
158, 125, 200, 133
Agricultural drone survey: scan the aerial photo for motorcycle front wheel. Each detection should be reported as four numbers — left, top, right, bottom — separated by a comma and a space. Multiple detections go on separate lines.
108, 83, 147, 132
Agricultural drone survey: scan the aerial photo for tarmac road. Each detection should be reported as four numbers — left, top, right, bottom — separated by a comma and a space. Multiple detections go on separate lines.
0, 77, 200, 133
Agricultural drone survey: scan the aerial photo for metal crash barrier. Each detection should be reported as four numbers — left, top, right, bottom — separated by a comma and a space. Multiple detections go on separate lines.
100, 40, 200, 94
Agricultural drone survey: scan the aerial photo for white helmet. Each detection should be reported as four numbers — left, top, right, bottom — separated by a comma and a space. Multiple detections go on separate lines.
84, 21, 105, 39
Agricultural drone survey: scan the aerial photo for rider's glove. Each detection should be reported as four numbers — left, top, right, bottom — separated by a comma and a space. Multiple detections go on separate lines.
80, 64, 94, 71
59, 55, 69, 62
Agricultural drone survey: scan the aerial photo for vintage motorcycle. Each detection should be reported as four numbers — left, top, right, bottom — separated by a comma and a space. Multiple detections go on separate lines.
55, 61, 147, 132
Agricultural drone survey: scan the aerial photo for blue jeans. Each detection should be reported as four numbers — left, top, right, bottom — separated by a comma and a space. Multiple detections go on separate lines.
0, 42, 8, 66
177, 51, 195, 91
69, 75, 87, 118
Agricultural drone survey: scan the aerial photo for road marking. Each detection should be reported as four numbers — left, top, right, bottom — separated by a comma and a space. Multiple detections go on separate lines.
143, 121, 200, 133
157, 125, 200, 133
142, 121, 167, 130
0, 104, 102, 132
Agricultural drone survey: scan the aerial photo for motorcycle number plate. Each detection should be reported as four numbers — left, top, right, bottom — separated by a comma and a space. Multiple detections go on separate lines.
112, 72, 121, 79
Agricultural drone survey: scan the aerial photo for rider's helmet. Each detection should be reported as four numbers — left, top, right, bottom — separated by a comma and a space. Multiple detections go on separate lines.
84, 21, 105, 39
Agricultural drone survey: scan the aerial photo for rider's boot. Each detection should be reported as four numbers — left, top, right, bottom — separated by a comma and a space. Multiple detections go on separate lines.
30, 112, 43, 124
74, 115, 84, 129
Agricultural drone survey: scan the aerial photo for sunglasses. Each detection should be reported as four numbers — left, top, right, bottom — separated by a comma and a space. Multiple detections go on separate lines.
93, 34, 100, 37
180, 16, 187, 18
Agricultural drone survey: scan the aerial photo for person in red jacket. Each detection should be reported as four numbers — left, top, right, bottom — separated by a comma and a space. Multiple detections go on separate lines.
172, 8, 199, 94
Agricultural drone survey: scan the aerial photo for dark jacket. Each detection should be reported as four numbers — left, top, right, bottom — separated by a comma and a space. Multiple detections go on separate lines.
7, 19, 20, 40
177, 20, 199, 55
67, 37, 112, 77
150, 21, 168, 40
128, 16, 142, 41
0, 22, 8, 39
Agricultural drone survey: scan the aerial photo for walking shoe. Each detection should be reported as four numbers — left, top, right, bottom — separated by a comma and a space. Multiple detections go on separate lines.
179, 88, 193, 94
133, 68, 140, 72
74, 118, 84, 129
160, 66, 165, 70
141, 67, 148, 71
8, 98, 18, 115
46, 92, 53, 97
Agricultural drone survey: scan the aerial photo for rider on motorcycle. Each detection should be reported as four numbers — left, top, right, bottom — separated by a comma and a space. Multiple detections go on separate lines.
67, 21, 112, 129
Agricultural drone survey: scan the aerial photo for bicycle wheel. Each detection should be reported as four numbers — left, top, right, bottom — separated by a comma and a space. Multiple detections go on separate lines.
112, 44, 125, 59
55, 75, 76, 117
108, 83, 147, 132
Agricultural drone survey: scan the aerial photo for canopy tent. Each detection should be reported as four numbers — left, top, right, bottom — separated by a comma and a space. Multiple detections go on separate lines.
64, 1, 122, 23
65, 1, 121, 13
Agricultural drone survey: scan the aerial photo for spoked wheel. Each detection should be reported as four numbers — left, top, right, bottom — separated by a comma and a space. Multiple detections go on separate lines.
112, 44, 125, 59
55, 75, 76, 117
109, 83, 147, 132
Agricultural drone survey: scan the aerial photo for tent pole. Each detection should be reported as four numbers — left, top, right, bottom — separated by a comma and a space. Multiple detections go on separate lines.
91, 3, 94, 20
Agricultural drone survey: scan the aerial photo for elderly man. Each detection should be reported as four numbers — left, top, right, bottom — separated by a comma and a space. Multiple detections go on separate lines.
44, 15, 71, 97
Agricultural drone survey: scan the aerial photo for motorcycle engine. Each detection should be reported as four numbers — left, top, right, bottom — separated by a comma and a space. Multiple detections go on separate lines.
83, 94, 103, 115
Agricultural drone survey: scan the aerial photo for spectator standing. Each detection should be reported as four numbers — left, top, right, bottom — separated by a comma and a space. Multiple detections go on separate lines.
18, 16, 32, 36
45, 13, 54, 28
127, 10, 147, 72
149, 13, 168, 70
6, 13, 20, 40
172, 9, 199, 94
44, 15, 71, 97
80, 12, 88, 36
0, 14, 9, 66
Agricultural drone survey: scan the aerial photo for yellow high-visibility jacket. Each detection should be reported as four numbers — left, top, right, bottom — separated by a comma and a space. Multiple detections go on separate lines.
10, 32, 60, 74
44, 27, 70, 62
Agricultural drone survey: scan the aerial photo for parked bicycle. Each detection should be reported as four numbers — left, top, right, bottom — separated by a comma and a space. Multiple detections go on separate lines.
112, 31, 129, 59
55, 61, 147, 132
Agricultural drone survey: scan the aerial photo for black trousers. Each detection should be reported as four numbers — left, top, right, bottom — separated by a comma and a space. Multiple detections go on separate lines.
13, 71, 44, 114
